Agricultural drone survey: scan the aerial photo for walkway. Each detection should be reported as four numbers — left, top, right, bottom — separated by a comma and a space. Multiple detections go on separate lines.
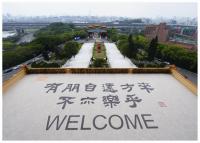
104, 43, 137, 68
62, 42, 94, 68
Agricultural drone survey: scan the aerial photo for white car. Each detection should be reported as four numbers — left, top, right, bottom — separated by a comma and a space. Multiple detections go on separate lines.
12, 65, 22, 70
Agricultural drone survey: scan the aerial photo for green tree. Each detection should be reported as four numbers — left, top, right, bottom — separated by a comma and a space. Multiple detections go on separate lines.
156, 43, 197, 72
73, 30, 88, 39
128, 34, 138, 59
61, 32, 74, 41
42, 51, 49, 61
34, 35, 63, 52
133, 35, 149, 50
63, 41, 79, 59
148, 36, 158, 61
107, 28, 118, 42
35, 22, 73, 37
119, 41, 129, 58
3, 43, 43, 69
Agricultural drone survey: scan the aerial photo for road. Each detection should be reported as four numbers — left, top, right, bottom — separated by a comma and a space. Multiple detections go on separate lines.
16, 33, 35, 44
3, 55, 43, 82
176, 67, 197, 85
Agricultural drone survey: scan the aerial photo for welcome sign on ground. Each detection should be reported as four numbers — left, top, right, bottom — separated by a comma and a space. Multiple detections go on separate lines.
3, 74, 197, 140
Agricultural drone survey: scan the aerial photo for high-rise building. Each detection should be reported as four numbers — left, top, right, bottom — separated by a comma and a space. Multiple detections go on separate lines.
144, 23, 169, 42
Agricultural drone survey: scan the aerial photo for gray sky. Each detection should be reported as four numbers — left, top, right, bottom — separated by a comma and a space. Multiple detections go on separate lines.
3, 2, 197, 18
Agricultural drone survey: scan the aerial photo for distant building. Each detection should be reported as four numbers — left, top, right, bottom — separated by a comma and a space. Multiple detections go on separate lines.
16, 28, 25, 35
192, 30, 197, 41
144, 23, 169, 42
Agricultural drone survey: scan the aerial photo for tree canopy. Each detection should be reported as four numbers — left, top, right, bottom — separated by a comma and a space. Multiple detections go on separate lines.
148, 36, 158, 61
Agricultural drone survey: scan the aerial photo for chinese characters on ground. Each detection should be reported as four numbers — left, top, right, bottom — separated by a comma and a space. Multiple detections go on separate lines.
45, 82, 154, 94
44, 82, 154, 110
44, 82, 159, 131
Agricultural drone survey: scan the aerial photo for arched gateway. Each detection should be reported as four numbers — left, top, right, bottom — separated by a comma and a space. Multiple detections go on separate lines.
87, 24, 107, 39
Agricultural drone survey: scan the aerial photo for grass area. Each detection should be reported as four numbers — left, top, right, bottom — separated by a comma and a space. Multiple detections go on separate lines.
90, 42, 109, 68
3, 40, 16, 50
93, 42, 107, 59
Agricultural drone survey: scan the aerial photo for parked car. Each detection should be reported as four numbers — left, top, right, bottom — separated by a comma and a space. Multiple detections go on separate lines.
3, 68, 13, 74
163, 61, 170, 65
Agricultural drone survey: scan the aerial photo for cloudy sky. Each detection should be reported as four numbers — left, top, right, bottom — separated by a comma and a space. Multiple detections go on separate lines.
3, 1, 197, 18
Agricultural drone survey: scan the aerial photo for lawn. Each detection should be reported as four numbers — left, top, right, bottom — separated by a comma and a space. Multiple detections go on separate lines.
93, 42, 106, 59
